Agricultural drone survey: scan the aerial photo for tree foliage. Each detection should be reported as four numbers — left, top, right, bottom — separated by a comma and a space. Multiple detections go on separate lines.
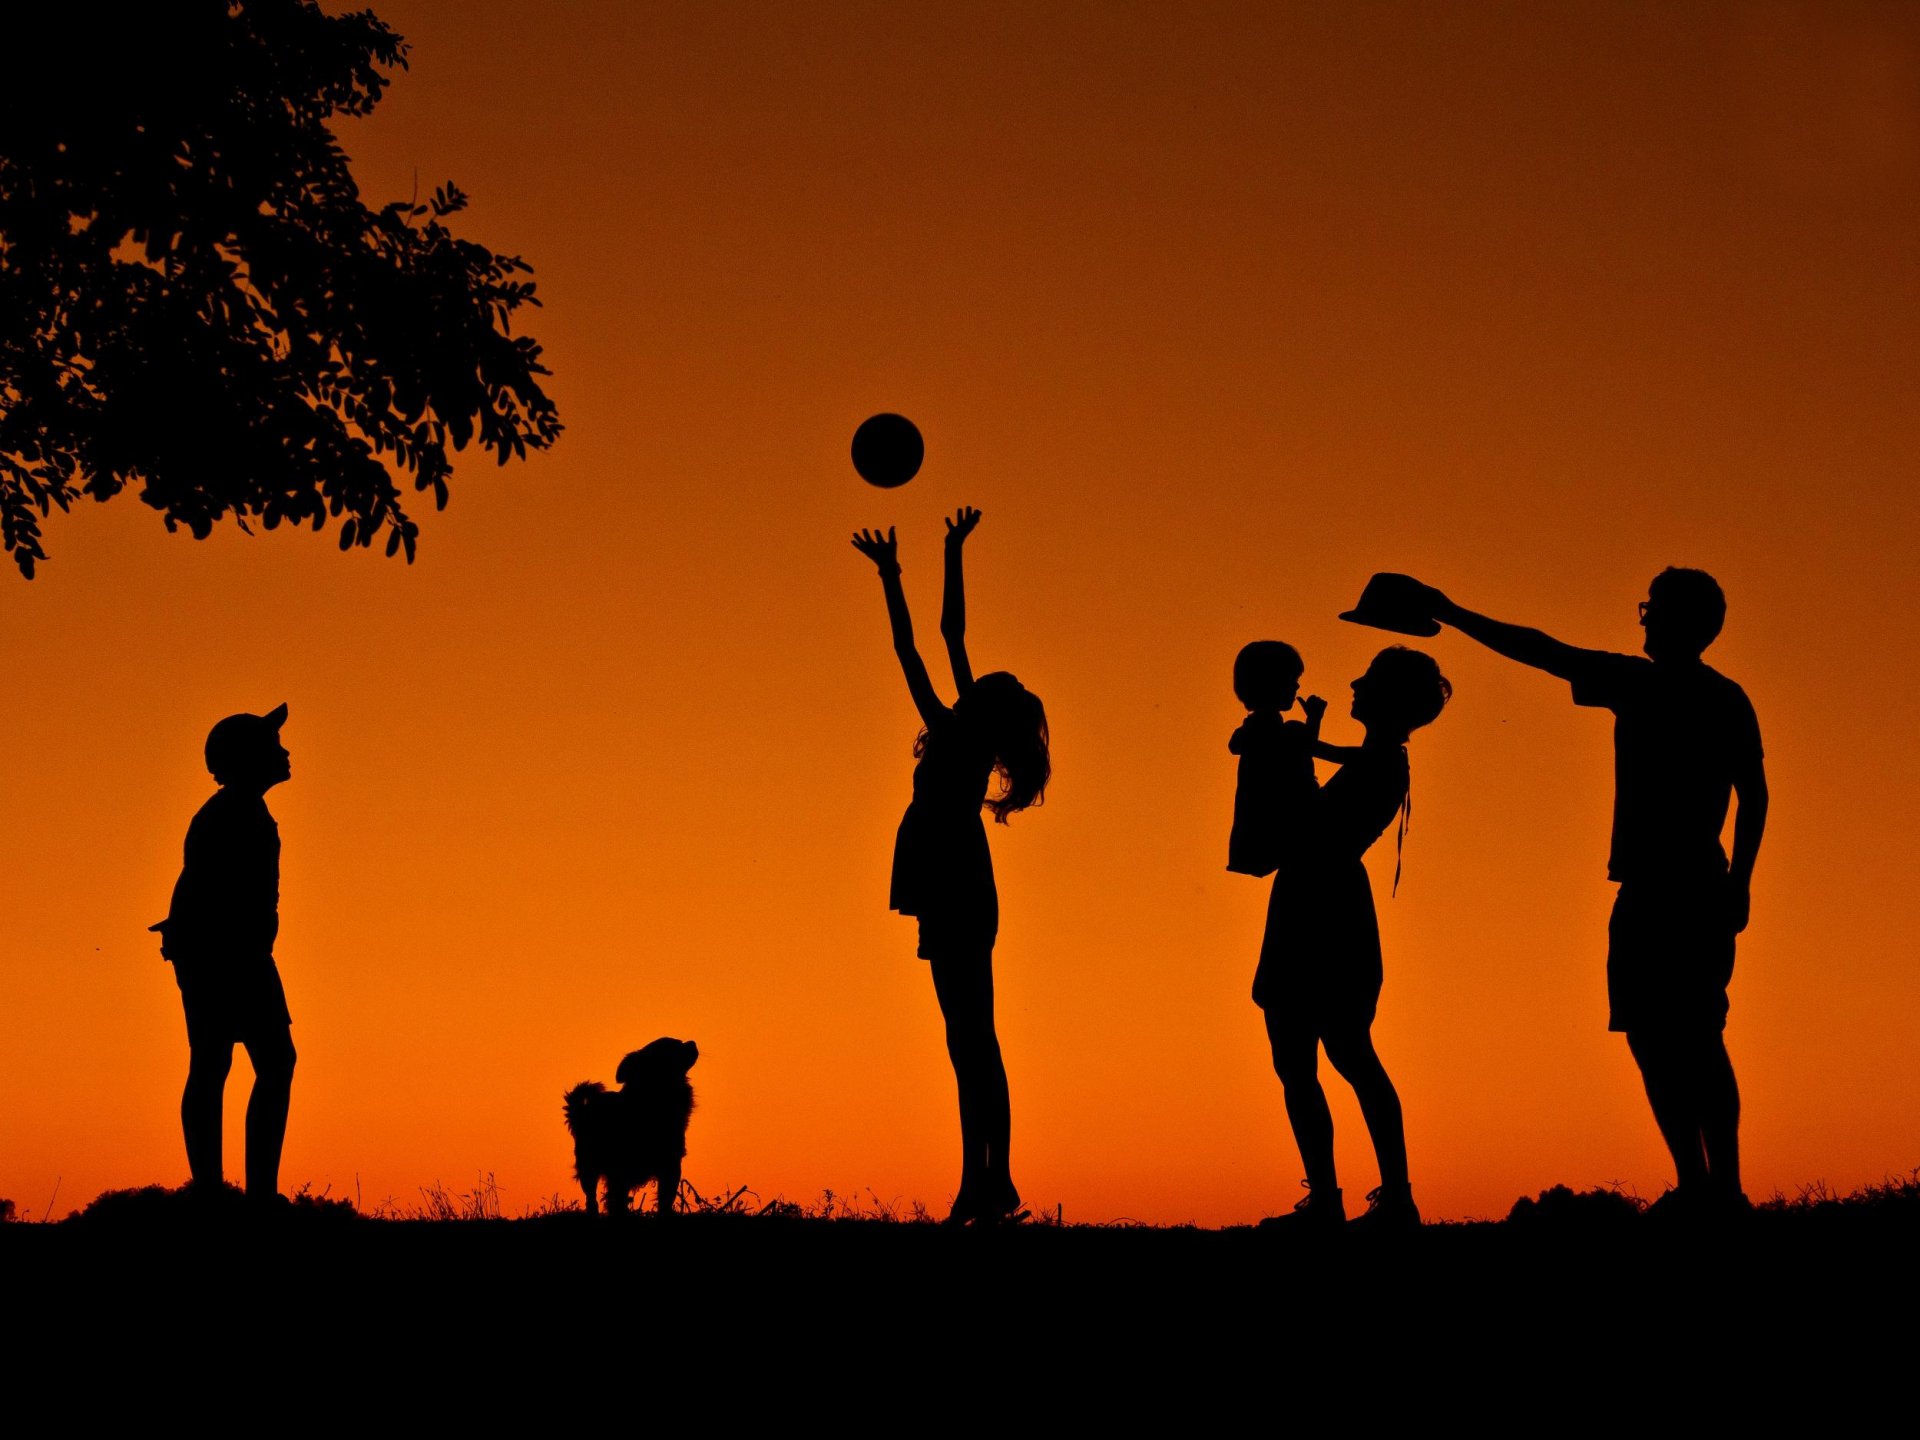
0, 1, 561, 578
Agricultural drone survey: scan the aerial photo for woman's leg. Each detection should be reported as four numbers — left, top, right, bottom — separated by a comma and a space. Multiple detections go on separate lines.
930, 950, 1014, 1213
1322, 1026, 1408, 1192
1264, 1010, 1336, 1194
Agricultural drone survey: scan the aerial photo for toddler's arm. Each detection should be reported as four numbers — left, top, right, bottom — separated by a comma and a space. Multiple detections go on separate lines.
1299, 696, 1365, 762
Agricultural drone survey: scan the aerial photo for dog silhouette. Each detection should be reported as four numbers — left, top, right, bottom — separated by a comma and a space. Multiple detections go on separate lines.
563, 1038, 698, 1215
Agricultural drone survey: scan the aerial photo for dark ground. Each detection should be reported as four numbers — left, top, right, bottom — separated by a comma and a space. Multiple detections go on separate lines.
8, 1181, 1916, 1423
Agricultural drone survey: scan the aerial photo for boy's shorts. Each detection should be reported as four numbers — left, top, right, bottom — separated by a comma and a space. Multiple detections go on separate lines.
175, 957, 292, 1048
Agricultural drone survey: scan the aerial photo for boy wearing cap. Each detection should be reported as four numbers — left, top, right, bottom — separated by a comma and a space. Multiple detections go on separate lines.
152, 704, 296, 1204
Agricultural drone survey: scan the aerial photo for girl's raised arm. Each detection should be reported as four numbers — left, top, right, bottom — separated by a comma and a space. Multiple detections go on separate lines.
852, 527, 946, 725
940, 506, 982, 697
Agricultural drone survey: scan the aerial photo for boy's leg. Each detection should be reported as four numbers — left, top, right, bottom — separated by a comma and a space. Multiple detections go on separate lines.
1626, 1029, 1709, 1191
1323, 1026, 1408, 1192
241, 1025, 296, 1201
182, 1041, 235, 1189
1264, 1010, 1336, 1193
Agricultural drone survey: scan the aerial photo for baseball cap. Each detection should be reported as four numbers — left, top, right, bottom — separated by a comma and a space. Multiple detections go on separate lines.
204, 703, 289, 779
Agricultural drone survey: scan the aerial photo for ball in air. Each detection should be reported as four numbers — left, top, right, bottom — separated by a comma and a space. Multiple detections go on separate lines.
851, 413, 924, 488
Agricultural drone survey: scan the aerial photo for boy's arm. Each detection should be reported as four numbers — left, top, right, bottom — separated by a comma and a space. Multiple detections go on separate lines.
1300, 693, 1327, 743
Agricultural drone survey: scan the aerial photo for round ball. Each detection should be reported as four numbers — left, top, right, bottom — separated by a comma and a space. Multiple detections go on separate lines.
851, 413, 924, 488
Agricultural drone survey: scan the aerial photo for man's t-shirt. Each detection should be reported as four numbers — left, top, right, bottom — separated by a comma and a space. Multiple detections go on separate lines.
1567, 651, 1762, 883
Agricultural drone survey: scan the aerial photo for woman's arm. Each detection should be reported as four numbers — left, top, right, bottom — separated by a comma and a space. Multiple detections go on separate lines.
940, 506, 981, 697
1310, 740, 1367, 763
852, 527, 946, 725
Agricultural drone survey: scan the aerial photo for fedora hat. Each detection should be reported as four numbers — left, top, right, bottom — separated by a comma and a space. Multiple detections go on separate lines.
1339, 573, 1441, 637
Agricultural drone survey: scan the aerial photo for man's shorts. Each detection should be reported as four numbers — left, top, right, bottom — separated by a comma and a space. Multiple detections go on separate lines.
174, 957, 292, 1049
1606, 880, 1737, 1034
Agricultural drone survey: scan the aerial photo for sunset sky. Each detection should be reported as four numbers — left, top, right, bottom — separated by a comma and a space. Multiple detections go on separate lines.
4, 0, 1917, 1224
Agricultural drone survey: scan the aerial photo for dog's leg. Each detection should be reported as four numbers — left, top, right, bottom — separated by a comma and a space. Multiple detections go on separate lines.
656, 1158, 682, 1215
607, 1181, 632, 1216
580, 1174, 600, 1216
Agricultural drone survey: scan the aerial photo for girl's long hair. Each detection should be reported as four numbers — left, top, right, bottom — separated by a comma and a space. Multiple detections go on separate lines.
943, 671, 1050, 823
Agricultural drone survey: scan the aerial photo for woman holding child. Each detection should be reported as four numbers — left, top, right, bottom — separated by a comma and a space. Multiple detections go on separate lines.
1234, 641, 1451, 1231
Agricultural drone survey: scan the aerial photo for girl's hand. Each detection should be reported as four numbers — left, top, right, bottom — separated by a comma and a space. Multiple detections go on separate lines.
944, 506, 983, 546
851, 527, 900, 572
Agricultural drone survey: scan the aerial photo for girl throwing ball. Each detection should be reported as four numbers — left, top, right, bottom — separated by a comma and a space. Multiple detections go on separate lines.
851, 508, 1050, 1224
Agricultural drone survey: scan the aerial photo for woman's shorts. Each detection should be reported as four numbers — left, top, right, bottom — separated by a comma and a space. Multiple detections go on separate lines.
1607, 880, 1737, 1034
914, 907, 998, 963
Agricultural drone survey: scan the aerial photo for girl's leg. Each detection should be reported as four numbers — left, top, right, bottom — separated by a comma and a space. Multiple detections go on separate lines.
1264, 1010, 1336, 1194
1323, 1026, 1408, 1192
930, 950, 1014, 1213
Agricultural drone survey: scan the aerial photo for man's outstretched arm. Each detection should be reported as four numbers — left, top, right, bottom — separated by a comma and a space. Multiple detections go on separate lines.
1418, 584, 1587, 680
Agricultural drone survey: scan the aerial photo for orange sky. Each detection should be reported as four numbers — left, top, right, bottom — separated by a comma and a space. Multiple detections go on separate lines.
4, 0, 1918, 1224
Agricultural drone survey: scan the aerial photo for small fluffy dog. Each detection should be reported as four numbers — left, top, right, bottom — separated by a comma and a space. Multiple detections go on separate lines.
563, 1038, 699, 1215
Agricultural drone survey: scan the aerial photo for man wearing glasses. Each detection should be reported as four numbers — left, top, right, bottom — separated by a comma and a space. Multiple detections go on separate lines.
1401, 568, 1767, 1218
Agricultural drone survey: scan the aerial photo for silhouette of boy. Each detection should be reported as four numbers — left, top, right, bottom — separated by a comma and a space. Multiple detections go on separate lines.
1407, 570, 1767, 1215
152, 704, 297, 1205
1226, 641, 1328, 877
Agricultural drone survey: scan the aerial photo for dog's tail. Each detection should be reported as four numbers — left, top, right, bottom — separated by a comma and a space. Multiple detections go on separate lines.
562, 1080, 607, 1137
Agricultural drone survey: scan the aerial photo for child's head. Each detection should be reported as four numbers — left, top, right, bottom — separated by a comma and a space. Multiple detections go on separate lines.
205, 703, 291, 792
955, 672, 1050, 823
1233, 641, 1304, 713
1350, 648, 1451, 738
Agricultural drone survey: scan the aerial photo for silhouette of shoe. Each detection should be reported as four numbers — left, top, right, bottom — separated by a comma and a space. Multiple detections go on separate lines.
1348, 1184, 1420, 1233
977, 1181, 1027, 1226
245, 1191, 295, 1223
943, 1191, 981, 1227
1645, 1185, 1704, 1226
1648, 1185, 1752, 1228
1258, 1182, 1344, 1231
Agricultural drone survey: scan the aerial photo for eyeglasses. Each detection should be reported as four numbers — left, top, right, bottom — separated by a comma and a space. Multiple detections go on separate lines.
1637, 601, 1651, 620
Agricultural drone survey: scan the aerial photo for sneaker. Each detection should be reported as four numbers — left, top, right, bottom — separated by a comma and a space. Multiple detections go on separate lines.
1348, 1184, 1420, 1233
1258, 1182, 1344, 1231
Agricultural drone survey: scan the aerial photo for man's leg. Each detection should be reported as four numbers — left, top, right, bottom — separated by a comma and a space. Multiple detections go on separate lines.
1626, 1029, 1708, 1191
1696, 1032, 1742, 1198
241, 1025, 296, 1201
182, 1041, 234, 1189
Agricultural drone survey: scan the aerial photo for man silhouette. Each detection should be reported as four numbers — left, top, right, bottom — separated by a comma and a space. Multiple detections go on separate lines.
152, 704, 297, 1206
1409, 570, 1767, 1214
